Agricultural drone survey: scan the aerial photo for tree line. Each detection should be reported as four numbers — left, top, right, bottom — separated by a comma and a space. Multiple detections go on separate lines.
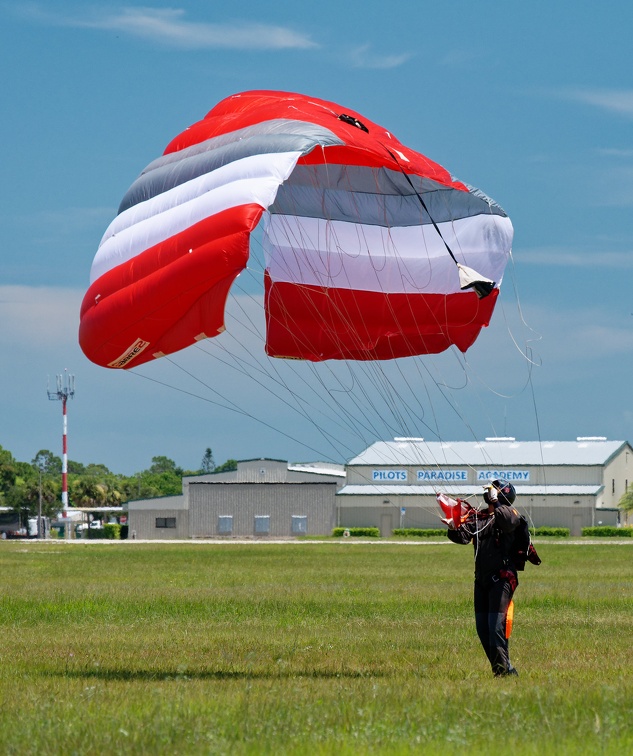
0, 445, 237, 520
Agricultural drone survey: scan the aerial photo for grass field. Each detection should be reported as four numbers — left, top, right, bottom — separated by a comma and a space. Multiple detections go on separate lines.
1, 539, 632, 755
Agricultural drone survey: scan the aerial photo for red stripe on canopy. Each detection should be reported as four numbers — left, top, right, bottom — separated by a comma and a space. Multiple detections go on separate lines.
164, 90, 468, 191
264, 274, 498, 361
79, 204, 263, 369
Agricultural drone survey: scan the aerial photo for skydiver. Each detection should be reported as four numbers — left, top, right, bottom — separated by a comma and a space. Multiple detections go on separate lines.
446, 479, 521, 677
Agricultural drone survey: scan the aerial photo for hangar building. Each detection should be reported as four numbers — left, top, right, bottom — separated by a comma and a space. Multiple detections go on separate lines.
127, 458, 345, 539
127, 438, 632, 539
337, 437, 632, 536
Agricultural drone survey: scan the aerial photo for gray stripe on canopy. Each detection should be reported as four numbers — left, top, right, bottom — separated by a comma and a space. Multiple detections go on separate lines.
118, 120, 344, 214
269, 164, 508, 227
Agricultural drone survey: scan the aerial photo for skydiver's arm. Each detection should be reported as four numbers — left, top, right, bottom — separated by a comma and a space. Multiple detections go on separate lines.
447, 525, 473, 545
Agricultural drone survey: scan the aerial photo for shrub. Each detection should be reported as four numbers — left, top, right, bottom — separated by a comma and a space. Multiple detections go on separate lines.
392, 528, 446, 538
103, 523, 121, 540
533, 527, 569, 537
582, 526, 633, 538
332, 527, 380, 538
86, 524, 121, 540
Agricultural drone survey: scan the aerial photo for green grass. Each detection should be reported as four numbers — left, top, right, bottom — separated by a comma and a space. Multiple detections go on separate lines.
1, 540, 632, 754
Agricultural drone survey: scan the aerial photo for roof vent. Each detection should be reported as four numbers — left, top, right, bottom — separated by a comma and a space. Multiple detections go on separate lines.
576, 436, 607, 442
484, 437, 516, 442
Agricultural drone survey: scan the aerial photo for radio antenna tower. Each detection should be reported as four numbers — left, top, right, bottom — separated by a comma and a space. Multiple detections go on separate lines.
48, 370, 75, 519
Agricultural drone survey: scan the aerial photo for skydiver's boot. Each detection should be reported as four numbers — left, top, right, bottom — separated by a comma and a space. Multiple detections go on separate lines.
494, 665, 518, 677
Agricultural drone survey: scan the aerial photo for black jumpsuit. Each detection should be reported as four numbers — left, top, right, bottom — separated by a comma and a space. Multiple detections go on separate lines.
447, 504, 521, 676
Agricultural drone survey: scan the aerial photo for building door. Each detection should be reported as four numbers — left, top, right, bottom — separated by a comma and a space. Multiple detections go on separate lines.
380, 512, 393, 538
572, 513, 583, 537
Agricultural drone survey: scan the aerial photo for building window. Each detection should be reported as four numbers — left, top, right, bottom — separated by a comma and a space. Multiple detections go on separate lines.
156, 517, 176, 528
612, 479, 615, 495
291, 515, 307, 535
218, 515, 233, 535
254, 515, 270, 534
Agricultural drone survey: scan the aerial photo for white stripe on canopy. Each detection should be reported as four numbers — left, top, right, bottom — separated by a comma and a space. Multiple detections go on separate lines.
90, 151, 302, 283
263, 213, 513, 295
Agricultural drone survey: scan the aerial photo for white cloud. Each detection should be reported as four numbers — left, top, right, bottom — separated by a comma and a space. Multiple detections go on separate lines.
439, 49, 479, 68
597, 148, 633, 159
0, 285, 82, 348
564, 88, 633, 119
516, 303, 633, 364
348, 44, 413, 70
18, 5, 318, 50
517, 247, 633, 268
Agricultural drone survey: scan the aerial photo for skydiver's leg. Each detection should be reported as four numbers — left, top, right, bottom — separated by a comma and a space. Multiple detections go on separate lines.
474, 580, 494, 667
488, 573, 518, 676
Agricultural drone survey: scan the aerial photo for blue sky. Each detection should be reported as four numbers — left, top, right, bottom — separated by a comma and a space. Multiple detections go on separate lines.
1, 1, 632, 474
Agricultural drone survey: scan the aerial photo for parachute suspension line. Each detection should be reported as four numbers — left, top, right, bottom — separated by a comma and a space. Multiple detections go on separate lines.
304, 364, 402, 448
383, 148, 496, 299
257, 193, 434, 446
264, 173, 474, 457
193, 343, 358, 461
242, 237, 400, 450
527, 345, 547, 489
194, 334, 353, 448
189, 286, 363, 460
151, 356, 343, 460
242, 235, 401, 448
505, 249, 543, 367
200, 251, 403, 456
257, 221, 496, 474
387, 150, 460, 268
416, 358, 495, 475
193, 323, 361, 460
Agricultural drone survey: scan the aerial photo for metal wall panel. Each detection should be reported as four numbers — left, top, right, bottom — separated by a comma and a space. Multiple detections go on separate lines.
127, 509, 190, 539
338, 503, 440, 532
189, 482, 337, 537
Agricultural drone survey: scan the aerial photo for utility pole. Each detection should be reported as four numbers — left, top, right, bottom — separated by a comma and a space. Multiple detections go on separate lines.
48, 371, 75, 535
38, 466, 43, 539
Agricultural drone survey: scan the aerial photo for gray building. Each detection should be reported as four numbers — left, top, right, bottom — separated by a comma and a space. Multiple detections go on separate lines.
337, 437, 632, 536
127, 458, 344, 539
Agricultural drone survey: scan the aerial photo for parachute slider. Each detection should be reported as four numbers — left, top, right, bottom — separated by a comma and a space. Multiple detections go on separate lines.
457, 264, 496, 299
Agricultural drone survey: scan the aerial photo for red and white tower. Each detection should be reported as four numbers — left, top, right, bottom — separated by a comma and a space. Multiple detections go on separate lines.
48, 371, 75, 518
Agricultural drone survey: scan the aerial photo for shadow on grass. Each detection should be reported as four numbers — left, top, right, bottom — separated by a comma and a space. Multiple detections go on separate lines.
44, 667, 388, 682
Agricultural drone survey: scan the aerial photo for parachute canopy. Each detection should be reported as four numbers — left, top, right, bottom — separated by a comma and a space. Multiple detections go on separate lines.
79, 90, 513, 369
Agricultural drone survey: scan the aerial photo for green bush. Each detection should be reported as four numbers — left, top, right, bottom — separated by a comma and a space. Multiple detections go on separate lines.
392, 528, 446, 538
87, 524, 121, 540
582, 526, 633, 538
533, 527, 569, 537
332, 527, 380, 538
103, 523, 121, 540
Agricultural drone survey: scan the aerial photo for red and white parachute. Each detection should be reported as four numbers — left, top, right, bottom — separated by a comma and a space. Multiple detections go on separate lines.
79, 90, 513, 370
